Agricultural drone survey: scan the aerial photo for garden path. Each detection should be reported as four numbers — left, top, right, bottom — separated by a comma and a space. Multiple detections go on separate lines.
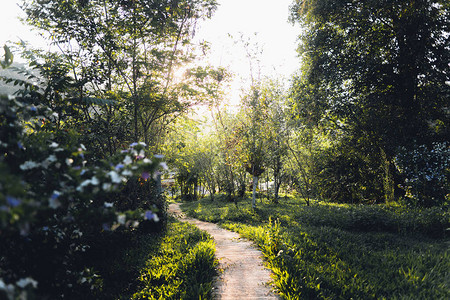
168, 203, 280, 300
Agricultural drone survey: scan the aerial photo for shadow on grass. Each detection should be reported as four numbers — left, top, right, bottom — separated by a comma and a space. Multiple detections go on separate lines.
86, 224, 165, 299
84, 216, 217, 299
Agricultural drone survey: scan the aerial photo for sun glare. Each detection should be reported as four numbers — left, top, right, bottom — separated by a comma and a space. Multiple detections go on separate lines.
171, 66, 189, 84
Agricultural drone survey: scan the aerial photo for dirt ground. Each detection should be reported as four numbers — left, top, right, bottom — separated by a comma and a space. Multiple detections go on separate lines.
168, 203, 280, 300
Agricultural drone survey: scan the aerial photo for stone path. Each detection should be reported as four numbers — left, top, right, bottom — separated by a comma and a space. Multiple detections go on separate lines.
168, 203, 280, 300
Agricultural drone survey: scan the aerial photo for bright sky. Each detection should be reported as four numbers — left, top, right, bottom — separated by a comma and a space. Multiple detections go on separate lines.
193, 0, 301, 106
194, 0, 300, 77
1, 1, 45, 49
1, 0, 301, 103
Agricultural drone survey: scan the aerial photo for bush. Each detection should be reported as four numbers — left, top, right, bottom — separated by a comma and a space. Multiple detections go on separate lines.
0, 95, 165, 299
312, 142, 385, 204
395, 143, 450, 207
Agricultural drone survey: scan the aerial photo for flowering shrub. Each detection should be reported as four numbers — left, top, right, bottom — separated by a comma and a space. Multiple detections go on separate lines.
395, 143, 450, 207
0, 95, 165, 299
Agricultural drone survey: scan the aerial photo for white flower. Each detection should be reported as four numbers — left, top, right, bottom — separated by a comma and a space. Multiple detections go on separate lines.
42, 154, 57, 168
66, 158, 74, 166
123, 155, 133, 165
50, 142, 59, 148
16, 277, 38, 289
80, 179, 92, 187
122, 169, 133, 176
76, 179, 92, 192
49, 198, 61, 209
117, 214, 126, 225
153, 214, 160, 222
143, 158, 152, 164
104, 202, 114, 208
102, 183, 112, 191
47, 155, 57, 163
19, 160, 39, 170
0, 281, 14, 295
91, 176, 99, 185
80, 144, 86, 151
154, 154, 164, 159
108, 171, 122, 183
160, 162, 168, 170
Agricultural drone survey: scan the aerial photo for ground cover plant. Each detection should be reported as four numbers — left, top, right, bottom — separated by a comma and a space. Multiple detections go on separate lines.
132, 218, 217, 300
50, 216, 217, 299
181, 195, 449, 299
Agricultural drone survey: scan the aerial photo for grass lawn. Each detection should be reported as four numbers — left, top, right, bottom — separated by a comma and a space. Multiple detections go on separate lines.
181, 194, 449, 299
91, 217, 217, 300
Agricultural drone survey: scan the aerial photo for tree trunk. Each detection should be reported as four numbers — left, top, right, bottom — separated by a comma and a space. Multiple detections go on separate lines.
252, 175, 258, 209
156, 173, 162, 196
274, 178, 280, 204
194, 178, 198, 201
206, 177, 215, 201
380, 148, 395, 203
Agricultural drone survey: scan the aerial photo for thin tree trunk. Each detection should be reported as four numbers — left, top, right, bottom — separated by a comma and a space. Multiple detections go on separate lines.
380, 148, 395, 203
156, 173, 162, 196
252, 175, 258, 209
194, 178, 198, 200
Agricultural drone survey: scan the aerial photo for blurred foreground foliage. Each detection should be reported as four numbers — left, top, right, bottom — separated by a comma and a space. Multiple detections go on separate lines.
0, 47, 165, 298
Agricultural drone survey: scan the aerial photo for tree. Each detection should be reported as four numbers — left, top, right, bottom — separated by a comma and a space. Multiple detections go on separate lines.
262, 79, 290, 202
196, 133, 220, 201
239, 86, 268, 209
21, 0, 218, 154
290, 0, 450, 204
215, 112, 245, 202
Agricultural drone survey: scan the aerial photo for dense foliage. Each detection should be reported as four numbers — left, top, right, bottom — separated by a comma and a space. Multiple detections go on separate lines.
289, 0, 450, 205
0, 92, 164, 298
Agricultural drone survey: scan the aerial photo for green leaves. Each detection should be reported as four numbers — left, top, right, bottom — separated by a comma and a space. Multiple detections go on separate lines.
290, 0, 450, 204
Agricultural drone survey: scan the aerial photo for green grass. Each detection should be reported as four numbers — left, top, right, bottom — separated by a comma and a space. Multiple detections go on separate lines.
181, 194, 449, 299
90, 217, 217, 299
131, 218, 217, 300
